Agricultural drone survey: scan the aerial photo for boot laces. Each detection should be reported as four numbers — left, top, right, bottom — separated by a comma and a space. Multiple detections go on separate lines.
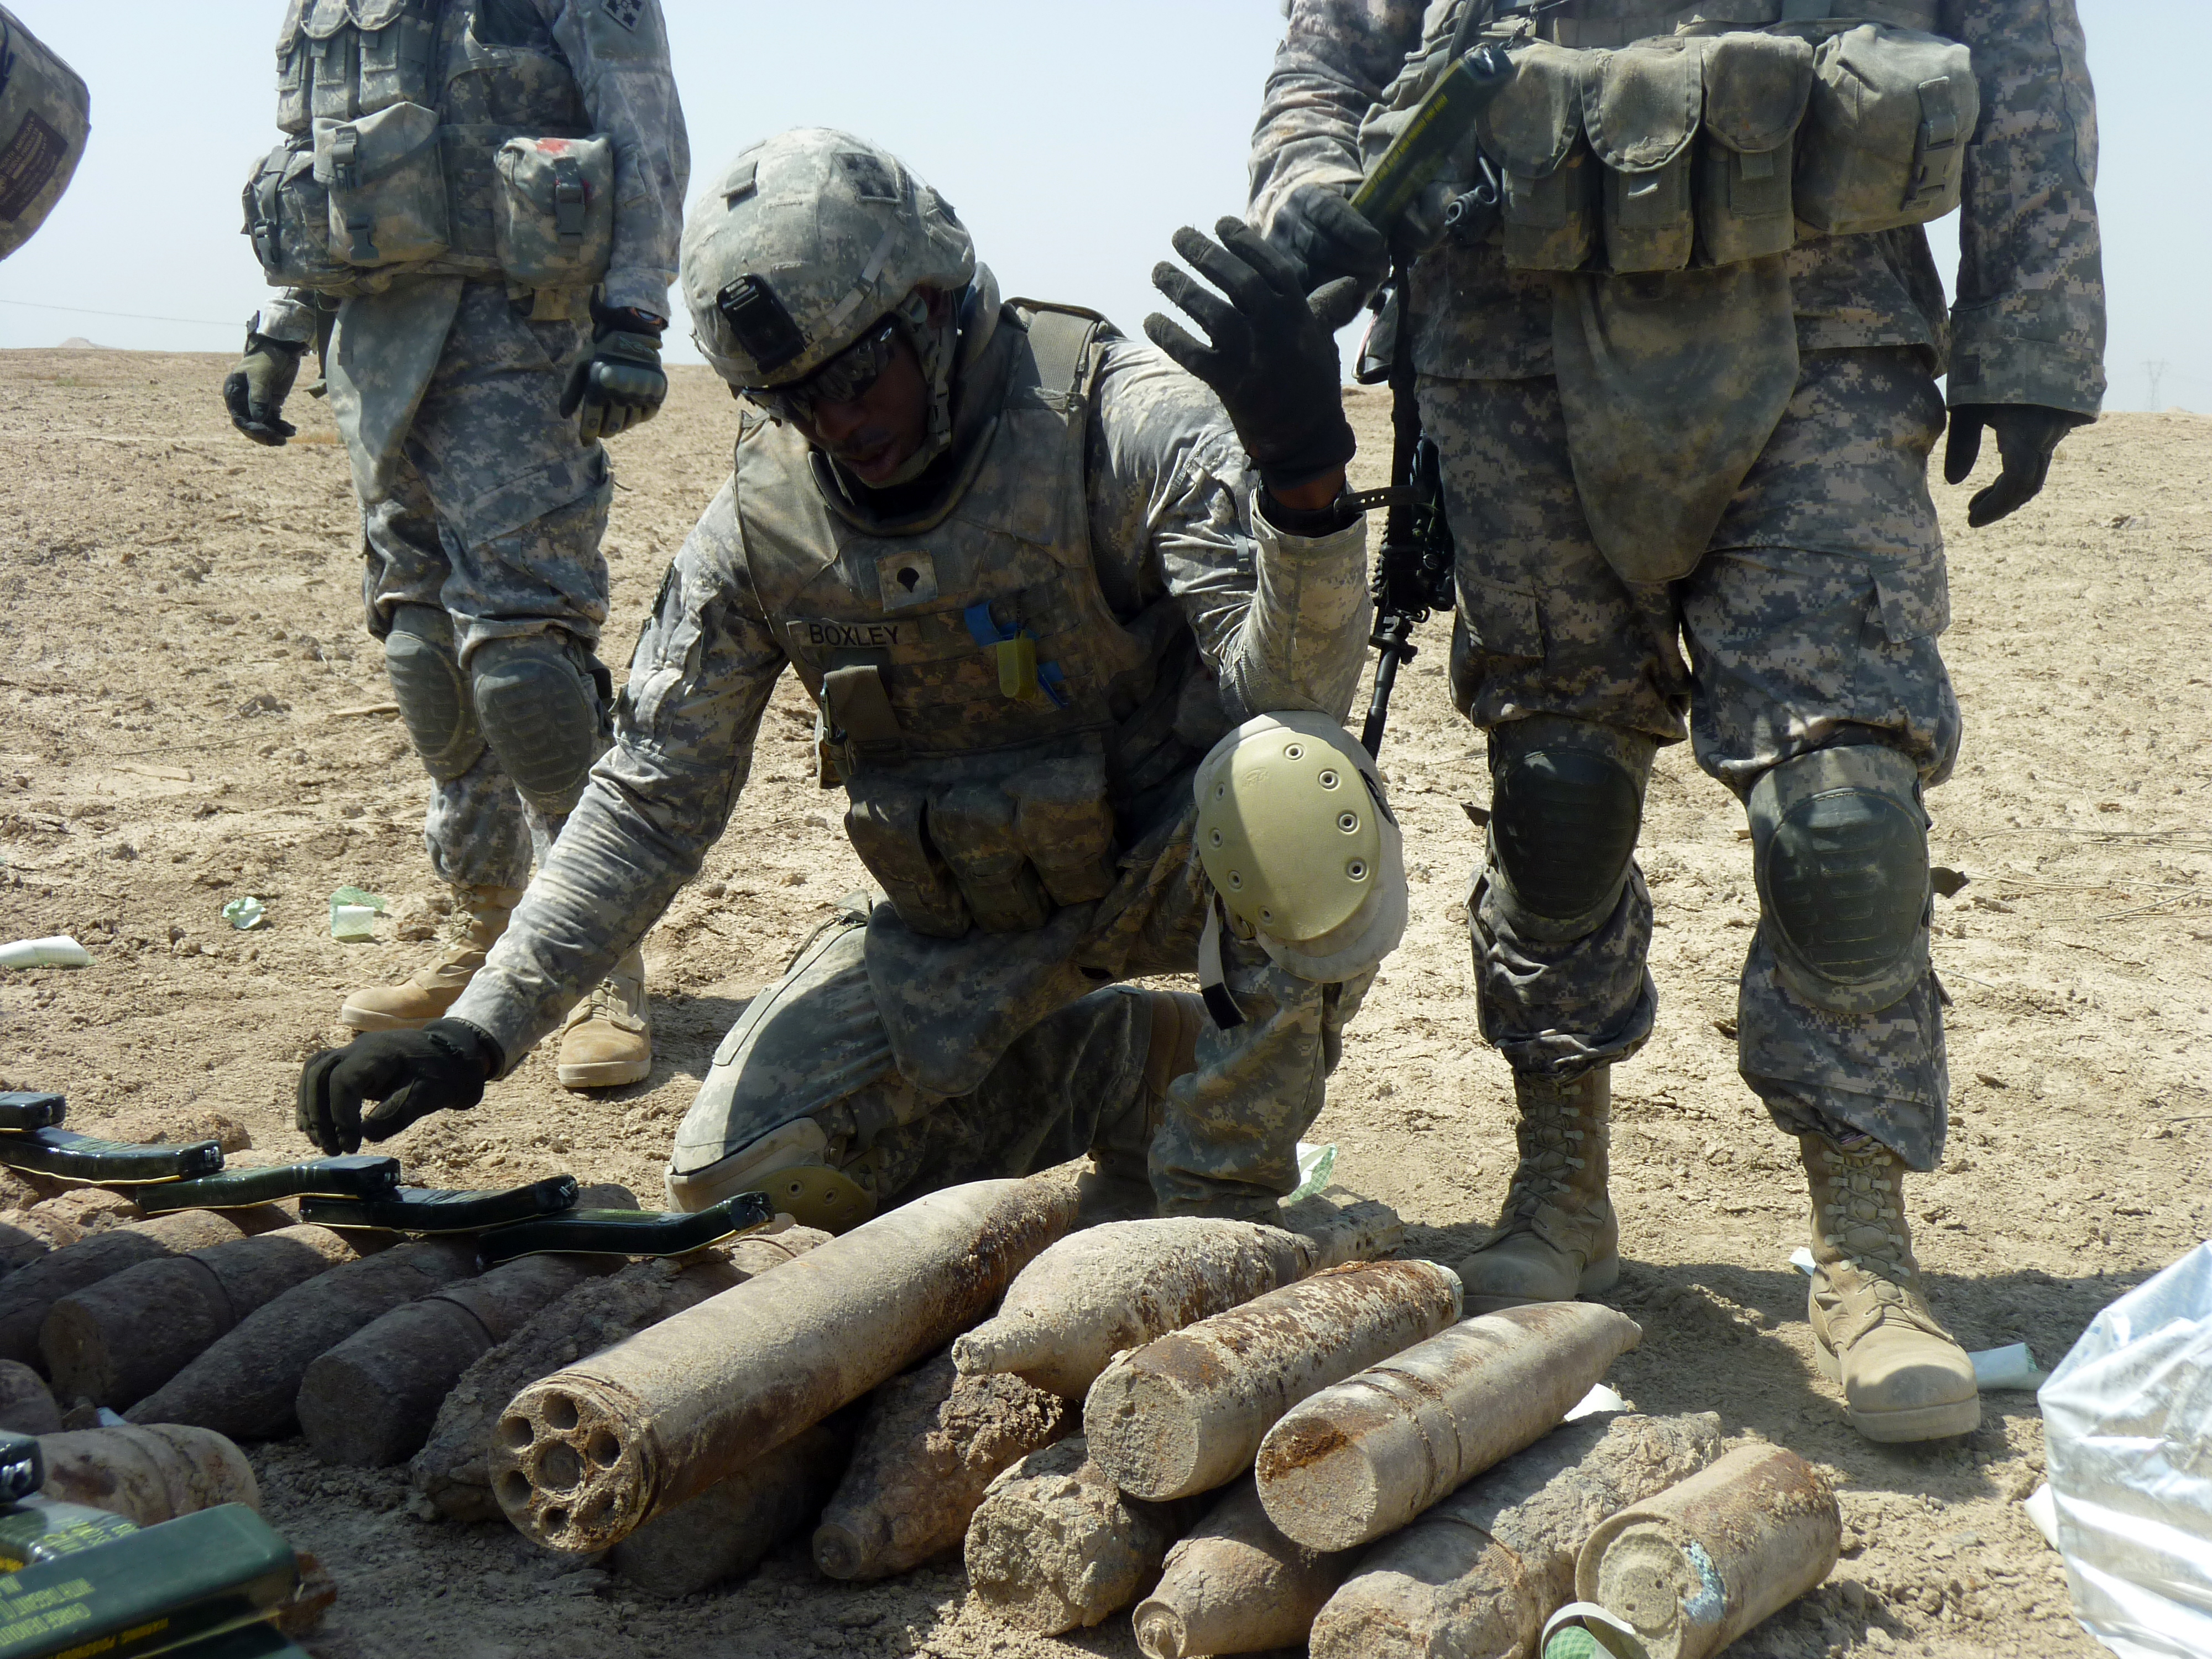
1814, 1139, 1940, 1329
1501, 1093, 1587, 1227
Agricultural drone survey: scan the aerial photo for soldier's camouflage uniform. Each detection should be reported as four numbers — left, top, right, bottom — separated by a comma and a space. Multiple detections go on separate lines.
255, 0, 687, 885
449, 303, 1380, 1219
1251, 0, 2104, 1169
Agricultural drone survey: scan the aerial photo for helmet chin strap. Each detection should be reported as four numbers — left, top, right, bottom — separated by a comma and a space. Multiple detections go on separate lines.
871, 285, 966, 488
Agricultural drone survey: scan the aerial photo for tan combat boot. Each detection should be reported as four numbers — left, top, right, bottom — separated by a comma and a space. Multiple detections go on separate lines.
339, 884, 524, 1031
1801, 1130, 1979, 1443
555, 946, 653, 1090
1456, 1066, 1620, 1313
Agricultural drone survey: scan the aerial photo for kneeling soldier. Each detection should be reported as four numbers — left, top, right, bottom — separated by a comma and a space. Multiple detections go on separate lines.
296, 128, 1400, 1227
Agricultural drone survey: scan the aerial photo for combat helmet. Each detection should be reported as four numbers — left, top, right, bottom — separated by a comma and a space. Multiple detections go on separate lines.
681, 129, 977, 486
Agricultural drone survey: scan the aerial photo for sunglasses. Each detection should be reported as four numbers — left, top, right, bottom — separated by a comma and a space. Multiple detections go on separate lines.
739, 316, 902, 424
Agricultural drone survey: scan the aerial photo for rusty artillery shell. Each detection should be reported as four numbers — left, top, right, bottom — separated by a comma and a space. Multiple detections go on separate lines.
1574, 1444, 1841, 1659
0, 1358, 60, 1436
1085, 1260, 1463, 1503
965, 1436, 1202, 1635
1257, 1303, 1643, 1551
1133, 1474, 1355, 1659
298, 1252, 614, 1467
410, 1228, 828, 1523
813, 1350, 1070, 1580
126, 1239, 478, 1439
952, 1197, 1404, 1404
38, 1423, 261, 1524
0, 1207, 288, 1368
609, 1422, 851, 1598
41, 1224, 367, 1408
1308, 1412, 1723, 1659
493, 1177, 1077, 1554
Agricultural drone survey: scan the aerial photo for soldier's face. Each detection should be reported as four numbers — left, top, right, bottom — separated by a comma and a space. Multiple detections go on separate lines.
797, 331, 929, 487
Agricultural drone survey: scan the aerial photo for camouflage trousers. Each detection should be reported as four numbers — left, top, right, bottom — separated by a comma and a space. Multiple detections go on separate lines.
353, 281, 613, 891
667, 822, 1372, 1222
1431, 346, 1961, 1170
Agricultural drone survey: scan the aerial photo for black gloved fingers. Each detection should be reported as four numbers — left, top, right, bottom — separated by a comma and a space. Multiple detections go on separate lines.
295, 1047, 362, 1156
360, 1080, 447, 1144
1308, 274, 1368, 333
1150, 262, 1252, 358
558, 354, 592, 420
1212, 216, 1307, 300
1967, 453, 2051, 528
1141, 311, 1224, 384
1169, 225, 1279, 321
1942, 408, 1984, 486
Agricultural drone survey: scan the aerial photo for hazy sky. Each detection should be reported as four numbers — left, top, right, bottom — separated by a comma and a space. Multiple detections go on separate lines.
0, 1, 2198, 412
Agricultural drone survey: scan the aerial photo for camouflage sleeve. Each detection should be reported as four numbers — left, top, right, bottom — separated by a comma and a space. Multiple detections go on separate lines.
1087, 336, 1373, 726
255, 290, 322, 346
1942, 0, 2106, 414
542, 0, 691, 319
1248, 0, 1427, 232
450, 479, 786, 1067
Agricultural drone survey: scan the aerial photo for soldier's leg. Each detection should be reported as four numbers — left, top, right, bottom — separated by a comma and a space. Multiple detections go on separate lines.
402, 283, 647, 1086
1686, 345, 1973, 1441
1425, 373, 1688, 1305
341, 457, 533, 1030
663, 907, 1208, 1233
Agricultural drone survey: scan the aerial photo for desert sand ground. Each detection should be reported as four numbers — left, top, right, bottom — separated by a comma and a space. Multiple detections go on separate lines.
1, 347, 2206, 1659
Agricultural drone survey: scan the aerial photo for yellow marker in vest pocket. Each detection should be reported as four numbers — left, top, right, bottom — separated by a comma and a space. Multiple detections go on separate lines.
997, 634, 1039, 700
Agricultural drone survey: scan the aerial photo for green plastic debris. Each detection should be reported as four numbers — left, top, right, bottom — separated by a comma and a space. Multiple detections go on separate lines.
328, 886, 388, 942
220, 897, 267, 931
1288, 1142, 1337, 1204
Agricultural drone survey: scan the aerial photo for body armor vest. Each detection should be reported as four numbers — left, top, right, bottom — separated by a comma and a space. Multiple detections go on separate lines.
1378, 0, 1973, 275
735, 303, 1196, 940
247, 0, 609, 296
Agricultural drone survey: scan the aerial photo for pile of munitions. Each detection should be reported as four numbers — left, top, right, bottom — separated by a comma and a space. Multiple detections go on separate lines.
0, 1088, 1844, 1657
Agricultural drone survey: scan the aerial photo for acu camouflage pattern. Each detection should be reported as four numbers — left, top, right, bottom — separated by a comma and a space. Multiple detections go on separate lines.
1248, 0, 2100, 1170
450, 307, 1379, 1216
251, 0, 686, 889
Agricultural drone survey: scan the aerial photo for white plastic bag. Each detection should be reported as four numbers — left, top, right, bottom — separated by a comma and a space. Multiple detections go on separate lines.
2039, 1241, 2212, 1659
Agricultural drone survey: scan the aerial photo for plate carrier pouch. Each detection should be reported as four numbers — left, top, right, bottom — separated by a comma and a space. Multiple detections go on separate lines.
1582, 38, 1703, 273
1697, 30, 1815, 264
1387, 0, 1969, 272
729, 304, 1181, 941
1791, 23, 1977, 237
249, 0, 606, 296
0, 6, 91, 262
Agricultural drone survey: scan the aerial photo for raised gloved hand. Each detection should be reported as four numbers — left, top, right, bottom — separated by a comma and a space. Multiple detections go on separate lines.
1146, 215, 1365, 494
296, 1019, 500, 1156
222, 329, 306, 447
1264, 182, 1390, 300
561, 301, 667, 441
1942, 403, 2089, 528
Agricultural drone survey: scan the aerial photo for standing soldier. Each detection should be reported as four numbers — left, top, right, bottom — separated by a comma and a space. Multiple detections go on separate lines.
226, 0, 689, 1090
295, 129, 1401, 1230
1251, 0, 2103, 1442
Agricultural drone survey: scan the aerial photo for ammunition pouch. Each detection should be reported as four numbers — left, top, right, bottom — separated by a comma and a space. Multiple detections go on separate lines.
1383, 3, 1977, 273
316, 102, 449, 269
243, 140, 353, 290
843, 739, 1120, 941
494, 135, 615, 291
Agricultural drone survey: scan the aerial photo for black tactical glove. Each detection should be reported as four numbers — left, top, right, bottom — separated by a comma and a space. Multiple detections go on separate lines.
1264, 183, 1391, 300
561, 301, 667, 441
1146, 216, 1365, 494
1942, 403, 2089, 528
296, 1019, 500, 1156
222, 327, 306, 447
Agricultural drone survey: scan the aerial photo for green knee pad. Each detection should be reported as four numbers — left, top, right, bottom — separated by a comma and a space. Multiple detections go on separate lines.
1750, 744, 1931, 1014
470, 632, 607, 816
384, 606, 486, 783
1487, 716, 1653, 942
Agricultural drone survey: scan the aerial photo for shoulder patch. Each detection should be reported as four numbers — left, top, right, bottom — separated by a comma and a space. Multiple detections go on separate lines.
601, 0, 644, 30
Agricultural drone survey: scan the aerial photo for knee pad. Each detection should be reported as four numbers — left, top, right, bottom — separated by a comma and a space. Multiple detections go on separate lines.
470, 632, 607, 816
1750, 744, 1930, 1014
1193, 711, 1408, 983
1488, 716, 1651, 940
383, 607, 486, 783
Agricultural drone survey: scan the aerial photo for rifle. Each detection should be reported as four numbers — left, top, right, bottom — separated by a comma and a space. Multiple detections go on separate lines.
1343, 14, 1516, 756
